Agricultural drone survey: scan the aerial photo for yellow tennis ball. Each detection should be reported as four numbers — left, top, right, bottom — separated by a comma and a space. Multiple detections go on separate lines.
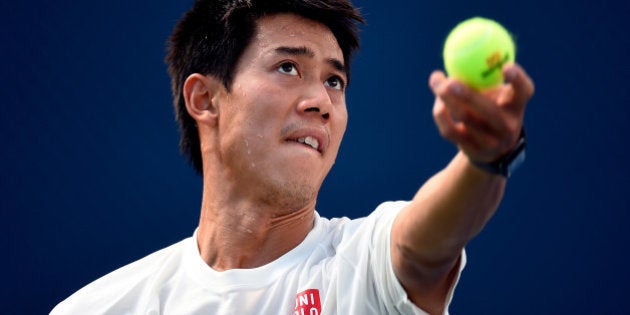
443, 17, 515, 90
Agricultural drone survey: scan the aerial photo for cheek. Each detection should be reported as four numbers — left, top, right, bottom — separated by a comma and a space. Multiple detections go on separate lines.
334, 106, 348, 140
222, 107, 282, 161
324, 108, 347, 161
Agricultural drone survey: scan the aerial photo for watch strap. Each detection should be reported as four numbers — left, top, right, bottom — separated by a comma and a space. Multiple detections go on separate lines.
470, 128, 526, 178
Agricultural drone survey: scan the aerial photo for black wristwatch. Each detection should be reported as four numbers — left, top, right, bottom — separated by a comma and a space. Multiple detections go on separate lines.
471, 128, 526, 178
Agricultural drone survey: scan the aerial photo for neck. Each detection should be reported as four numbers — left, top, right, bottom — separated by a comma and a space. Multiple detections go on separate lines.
196, 184, 316, 271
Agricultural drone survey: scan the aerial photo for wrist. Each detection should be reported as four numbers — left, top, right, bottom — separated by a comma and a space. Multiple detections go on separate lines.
469, 128, 527, 178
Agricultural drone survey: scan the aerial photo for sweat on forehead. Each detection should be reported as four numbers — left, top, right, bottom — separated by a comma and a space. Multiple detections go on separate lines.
166, 0, 364, 174
254, 14, 339, 44
238, 14, 345, 74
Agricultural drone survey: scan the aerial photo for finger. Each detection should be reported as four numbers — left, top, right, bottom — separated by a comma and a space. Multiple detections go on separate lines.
434, 96, 505, 161
430, 68, 523, 158
431, 76, 474, 123
430, 71, 477, 131
432, 97, 462, 143
503, 63, 535, 111
438, 80, 521, 160
430, 71, 477, 146
439, 80, 509, 136
429, 70, 446, 93
432, 97, 485, 147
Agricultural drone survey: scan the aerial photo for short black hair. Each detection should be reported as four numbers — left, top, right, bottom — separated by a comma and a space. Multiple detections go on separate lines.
166, 0, 364, 174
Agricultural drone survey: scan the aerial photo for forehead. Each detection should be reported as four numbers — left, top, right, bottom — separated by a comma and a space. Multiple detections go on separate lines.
250, 13, 343, 60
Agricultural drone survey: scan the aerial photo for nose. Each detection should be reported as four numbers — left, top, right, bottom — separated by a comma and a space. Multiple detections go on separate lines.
296, 83, 332, 121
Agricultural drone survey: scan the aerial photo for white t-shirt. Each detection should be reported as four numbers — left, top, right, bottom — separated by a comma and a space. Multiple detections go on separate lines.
51, 201, 466, 314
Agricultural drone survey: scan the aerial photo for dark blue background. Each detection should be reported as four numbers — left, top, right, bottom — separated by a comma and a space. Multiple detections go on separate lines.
2, 0, 629, 313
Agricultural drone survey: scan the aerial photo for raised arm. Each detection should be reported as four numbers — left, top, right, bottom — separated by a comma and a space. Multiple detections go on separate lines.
391, 63, 535, 314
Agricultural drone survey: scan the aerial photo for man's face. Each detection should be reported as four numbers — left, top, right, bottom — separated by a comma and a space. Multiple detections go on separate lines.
214, 13, 348, 209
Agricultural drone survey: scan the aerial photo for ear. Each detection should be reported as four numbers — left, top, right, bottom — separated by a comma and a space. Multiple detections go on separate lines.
183, 73, 223, 126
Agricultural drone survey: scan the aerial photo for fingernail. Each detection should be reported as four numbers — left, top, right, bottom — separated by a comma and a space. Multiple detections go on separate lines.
449, 82, 463, 95
430, 77, 442, 90
505, 67, 518, 82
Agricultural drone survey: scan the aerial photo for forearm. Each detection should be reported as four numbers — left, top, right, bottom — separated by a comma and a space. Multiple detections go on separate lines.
405, 64, 532, 264
393, 151, 505, 268
390, 151, 506, 313
396, 64, 533, 312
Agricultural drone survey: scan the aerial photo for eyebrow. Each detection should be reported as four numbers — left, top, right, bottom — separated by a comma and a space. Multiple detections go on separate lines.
274, 46, 345, 73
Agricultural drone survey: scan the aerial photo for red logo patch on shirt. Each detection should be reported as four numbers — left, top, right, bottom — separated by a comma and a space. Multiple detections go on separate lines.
294, 289, 321, 315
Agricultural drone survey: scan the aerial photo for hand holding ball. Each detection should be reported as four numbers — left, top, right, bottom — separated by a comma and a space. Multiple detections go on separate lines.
443, 17, 515, 90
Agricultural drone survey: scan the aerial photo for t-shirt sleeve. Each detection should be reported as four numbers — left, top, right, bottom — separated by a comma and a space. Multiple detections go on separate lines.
369, 201, 467, 315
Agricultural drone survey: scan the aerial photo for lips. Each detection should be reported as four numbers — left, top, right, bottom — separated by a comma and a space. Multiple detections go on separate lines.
296, 136, 320, 151
285, 126, 329, 154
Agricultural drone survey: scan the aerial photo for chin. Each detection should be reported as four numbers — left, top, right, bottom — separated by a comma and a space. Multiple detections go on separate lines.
263, 178, 319, 210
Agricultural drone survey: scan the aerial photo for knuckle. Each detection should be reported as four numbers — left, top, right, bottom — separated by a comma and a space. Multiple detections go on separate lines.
527, 82, 535, 97
432, 103, 445, 117
438, 124, 456, 140
459, 110, 476, 124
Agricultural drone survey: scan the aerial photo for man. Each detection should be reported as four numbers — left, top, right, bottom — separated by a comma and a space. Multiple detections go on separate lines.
52, 0, 534, 314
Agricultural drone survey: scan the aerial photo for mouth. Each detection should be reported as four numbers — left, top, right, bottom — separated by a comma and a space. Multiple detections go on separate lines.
287, 135, 322, 153
296, 136, 320, 151
285, 127, 328, 154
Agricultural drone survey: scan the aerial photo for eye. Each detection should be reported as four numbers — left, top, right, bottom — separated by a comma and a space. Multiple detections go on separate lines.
278, 62, 298, 76
325, 76, 345, 91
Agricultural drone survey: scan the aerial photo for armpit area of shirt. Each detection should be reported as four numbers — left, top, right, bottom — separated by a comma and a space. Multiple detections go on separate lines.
374, 201, 467, 315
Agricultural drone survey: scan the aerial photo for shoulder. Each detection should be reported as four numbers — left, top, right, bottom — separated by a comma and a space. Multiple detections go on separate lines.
50, 237, 191, 314
311, 202, 422, 313
311, 201, 410, 253
319, 200, 409, 231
